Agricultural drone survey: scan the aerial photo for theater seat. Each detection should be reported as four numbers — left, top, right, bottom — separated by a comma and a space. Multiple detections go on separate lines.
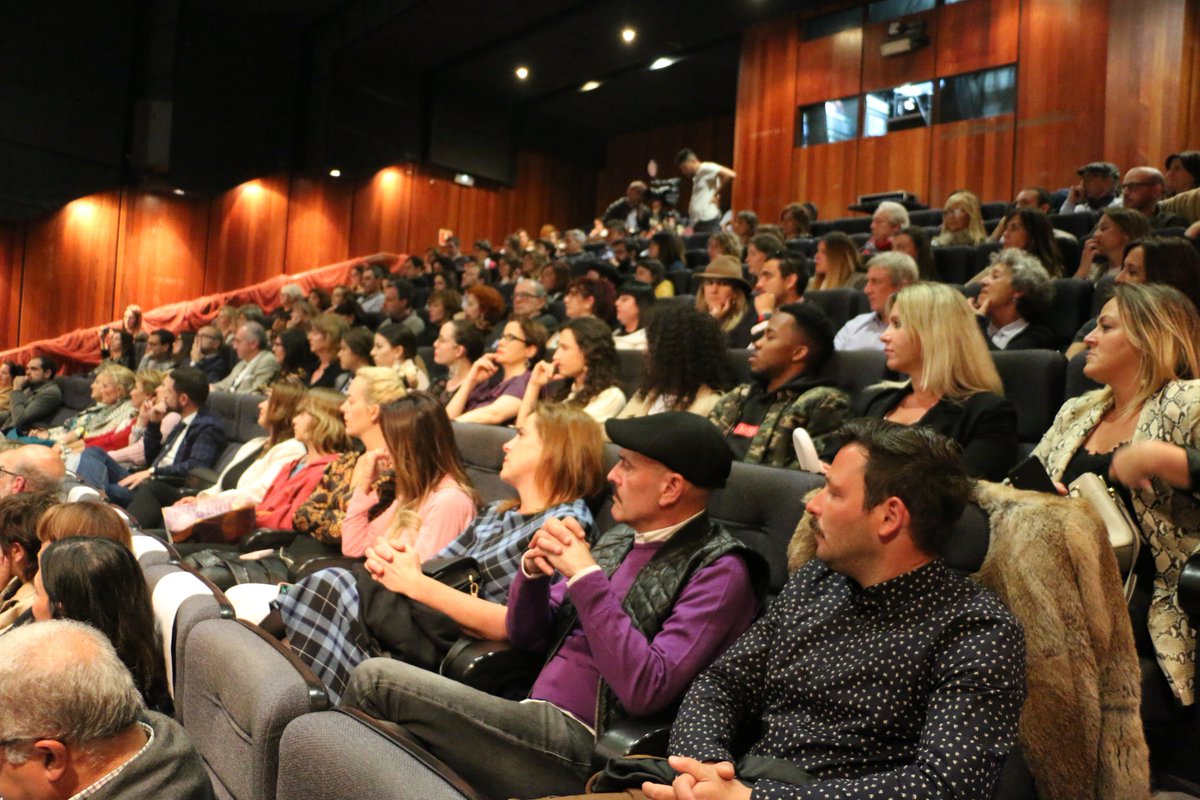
1064, 350, 1102, 400
818, 349, 887, 397
803, 288, 870, 332
990, 350, 1066, 453
1047, 279, 1094, 349
144, 561, 233, 701
276, 709, 485, 800
452, 422, 518, 506
615, 348, 645, 396
785, 237, 816, 257
932, 246, 978, 285
1049, 211, 1098, 240
179, 618, 329, 800
685, 248, 710, 269
49, 375, 95, 426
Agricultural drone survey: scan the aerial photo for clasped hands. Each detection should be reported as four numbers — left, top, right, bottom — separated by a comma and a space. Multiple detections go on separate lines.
521, 516, 595, 580
641, 756, 751, 800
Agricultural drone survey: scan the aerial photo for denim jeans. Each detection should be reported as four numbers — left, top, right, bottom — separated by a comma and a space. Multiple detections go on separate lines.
76, 446, 135, 506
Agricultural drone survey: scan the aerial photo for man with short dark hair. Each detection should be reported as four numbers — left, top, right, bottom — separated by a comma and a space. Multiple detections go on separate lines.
0, 491, 58, 631
708, 303, 849, 469
833, 252, 919, 351
0, 357, 62, 434
211, 322, 278, 393
603, 180, 652, 233
342, 412, 766, 799
137, 328, 177, 372
677, 148, 736, 233
989, 187, 1079, 243
0, 620, 214, 799
381, 279, 425, 337
753, 254, 808, 319
79, 367, 226, 507
611, 237, 636, 273
641, 420, 1025, 800
184, 325, 232, 383
1060, 161, 1122, 213
358, 264, 387, 314
1118, 166, 1189, 229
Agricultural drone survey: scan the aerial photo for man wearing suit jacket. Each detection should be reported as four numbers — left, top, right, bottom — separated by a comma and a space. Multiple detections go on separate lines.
78, 367, 226, 507
211, 322, 278, 394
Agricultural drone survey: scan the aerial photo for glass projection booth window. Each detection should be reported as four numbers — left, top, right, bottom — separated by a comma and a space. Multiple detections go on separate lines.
936, 65, 1017, 124
863, 82, 933, 137
867, 0, 935, 22
797, 97, 860, 146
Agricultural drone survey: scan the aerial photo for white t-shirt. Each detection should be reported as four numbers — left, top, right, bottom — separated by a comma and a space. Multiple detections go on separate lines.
689, 162, 724, 224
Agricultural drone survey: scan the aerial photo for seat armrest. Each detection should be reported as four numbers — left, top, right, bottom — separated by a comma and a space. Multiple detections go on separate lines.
1178, 551, 1200, 625
240, 527, 298, 552
439, 638, 542, 700
591, 715, 674, 773
185, 467, 220, 490
290, 555, 362, 582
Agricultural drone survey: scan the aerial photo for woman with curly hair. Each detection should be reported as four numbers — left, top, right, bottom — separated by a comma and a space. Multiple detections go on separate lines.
462, 284, 507, 341
517, 317, 626, 425
617, 304, 731, 418
648, 230, 686, 272
706, 230, 743, 262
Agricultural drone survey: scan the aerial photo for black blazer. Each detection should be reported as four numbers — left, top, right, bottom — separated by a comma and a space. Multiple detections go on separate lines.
977, 316, 1056, 351
853, 384, 1019, 481
144, 407, 228, 479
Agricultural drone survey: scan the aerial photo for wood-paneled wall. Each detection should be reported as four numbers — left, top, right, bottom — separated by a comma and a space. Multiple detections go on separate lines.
733, 0, 1195, 221
0, 150, 596, 350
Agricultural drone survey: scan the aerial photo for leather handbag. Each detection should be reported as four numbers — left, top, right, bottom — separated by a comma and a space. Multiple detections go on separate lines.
171, 506, 258, 545
421, 556, 483, 597
1068, 472, 1140, 602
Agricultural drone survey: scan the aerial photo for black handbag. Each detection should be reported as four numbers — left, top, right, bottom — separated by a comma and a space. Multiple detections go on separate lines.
185, 549, 290, 591
421, 556, 483, 597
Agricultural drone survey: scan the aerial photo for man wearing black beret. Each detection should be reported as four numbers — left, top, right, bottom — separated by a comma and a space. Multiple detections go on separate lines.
341, 412, 768, 799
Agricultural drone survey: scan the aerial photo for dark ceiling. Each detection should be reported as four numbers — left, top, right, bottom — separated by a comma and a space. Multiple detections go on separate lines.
0, 0, 818, 219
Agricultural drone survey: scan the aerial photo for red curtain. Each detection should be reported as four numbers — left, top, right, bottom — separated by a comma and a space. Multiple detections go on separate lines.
1, 253, 399, 374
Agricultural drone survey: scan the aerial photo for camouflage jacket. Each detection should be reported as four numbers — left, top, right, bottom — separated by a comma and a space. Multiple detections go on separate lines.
707, 375, 850, 468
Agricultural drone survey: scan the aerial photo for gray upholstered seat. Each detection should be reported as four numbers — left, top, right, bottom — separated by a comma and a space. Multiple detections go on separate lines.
990, 349, 1066, 452
452, 421, 518, 506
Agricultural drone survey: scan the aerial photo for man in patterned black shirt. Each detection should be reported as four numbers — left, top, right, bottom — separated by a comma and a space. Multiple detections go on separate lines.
642, 419, 1026, 800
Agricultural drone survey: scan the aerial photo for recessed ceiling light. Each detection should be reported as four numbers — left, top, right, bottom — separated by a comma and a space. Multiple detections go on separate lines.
329, 168, 342, 178
581, 80, 601, 92
515, 66, 529, 80
621, 27, 637, 43
649, 56, 678, 70
172, 188, 186, 196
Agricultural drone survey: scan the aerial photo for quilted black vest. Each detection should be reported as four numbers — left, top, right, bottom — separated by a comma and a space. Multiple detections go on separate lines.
543, 513, 768, 738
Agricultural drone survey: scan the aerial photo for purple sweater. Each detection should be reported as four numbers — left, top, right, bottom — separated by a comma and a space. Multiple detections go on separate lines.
505, 540, 759, 729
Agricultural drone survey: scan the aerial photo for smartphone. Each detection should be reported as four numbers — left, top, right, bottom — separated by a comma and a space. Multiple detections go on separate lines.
1007, 454, 1057, 494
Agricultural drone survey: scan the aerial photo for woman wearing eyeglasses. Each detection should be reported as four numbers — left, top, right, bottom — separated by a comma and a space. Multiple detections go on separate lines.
445, 317, 548, 425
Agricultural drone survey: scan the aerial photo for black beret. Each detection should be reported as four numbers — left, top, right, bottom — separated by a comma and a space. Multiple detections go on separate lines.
604, 412, 733, 489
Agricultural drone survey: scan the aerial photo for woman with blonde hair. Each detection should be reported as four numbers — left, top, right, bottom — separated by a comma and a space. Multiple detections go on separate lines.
31, 365, 136, 445
278, 403, 607, 700
694, 255, 756, 348
339, 392, 477, 558
305, 312, 349, 389
1033, 283, 1200, 707
932, 190, 988, 247
810, 232, 864, 290
854, 282, 1018, 480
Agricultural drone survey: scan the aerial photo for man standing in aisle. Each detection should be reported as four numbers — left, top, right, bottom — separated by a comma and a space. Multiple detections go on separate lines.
677, 149, 735, 233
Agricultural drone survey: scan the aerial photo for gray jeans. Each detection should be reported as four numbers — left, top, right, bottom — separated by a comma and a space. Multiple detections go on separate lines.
343, 658, 596, 800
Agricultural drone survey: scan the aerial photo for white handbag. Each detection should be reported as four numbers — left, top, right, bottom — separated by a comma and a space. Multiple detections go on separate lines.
1068, 472, 1140, 602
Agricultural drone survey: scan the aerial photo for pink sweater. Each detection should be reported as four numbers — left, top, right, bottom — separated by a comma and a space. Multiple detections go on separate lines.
340, 476, 477, 559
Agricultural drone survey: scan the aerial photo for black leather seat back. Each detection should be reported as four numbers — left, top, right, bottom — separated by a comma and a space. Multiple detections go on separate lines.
990, 350, 1066, 446
804, 288, 870, 332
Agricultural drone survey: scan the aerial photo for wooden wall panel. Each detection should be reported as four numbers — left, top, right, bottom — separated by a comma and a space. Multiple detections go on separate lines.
1182, 0, 1200, 148
348, 166, 415, 257
1103, 0, 1188, 171
407, 168, 463, 255
929, 114, 1015, 204
114, 191, 209, 314
0, 223, 25, 350
1013, 0, 1109, 191
792, 140, 859, 221
203, 177, 290, 295
454, 183, 501, 250
861, 10, 937, 92
20, 192, 121, 344
499, 150, 596, 240
935, 0, 1019, 77
796, 27, 863, 106
284, 177, 353, 273
855, 128, 931, 200
595, 116, 735, 220
733, 19, 800, 217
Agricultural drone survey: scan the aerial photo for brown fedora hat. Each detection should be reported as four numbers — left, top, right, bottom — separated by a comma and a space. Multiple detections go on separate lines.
693, 255, 752, 292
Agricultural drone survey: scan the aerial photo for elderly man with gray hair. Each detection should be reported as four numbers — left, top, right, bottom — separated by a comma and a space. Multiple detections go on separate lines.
211, 321, 279, 393
0, 620, 213, 799
832, 251, 919, 351
861, 200, 910, 256
511, 278, 560, 334
0, 444, 65, 499
971, 248, 1056, 350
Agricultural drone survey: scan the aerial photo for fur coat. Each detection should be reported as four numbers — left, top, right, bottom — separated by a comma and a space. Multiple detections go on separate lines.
788, 481, 1150, 800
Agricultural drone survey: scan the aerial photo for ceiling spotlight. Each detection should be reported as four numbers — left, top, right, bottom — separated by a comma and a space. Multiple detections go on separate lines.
172, 188, 185, 196
581, 80, 601, 92
621, 27, 637, 43
515, 66, 529, 80
329, 168, 342, 178
649, 56, 678, 71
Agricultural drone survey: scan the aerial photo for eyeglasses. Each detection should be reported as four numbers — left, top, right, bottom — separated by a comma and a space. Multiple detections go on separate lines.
0, 466, 22, 480
498, 333, 528, 345
1119, 182, 1157, 192
512, 291, 539, 301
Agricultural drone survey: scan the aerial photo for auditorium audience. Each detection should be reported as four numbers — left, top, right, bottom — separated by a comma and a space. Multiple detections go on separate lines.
1164, 151, 1200, 197
1061, 161, 1122, 213
0, 491, 57, 631
707, 230, 743, 262
810, 231, 864, 290
212, 322, 279, 393
1034, 284, 1200, 704
997, 207, 1065, 277
780, 201, 812, 239
0, 444, 64, 500
743, 232, 783, 278
336, 327, 375, 392
892, 225, 937, 280
0, 356, 63, 435
678, 147, 736, 232
635, 258, 674, 299
990, 186, 1080, 244
603, 180, 651, 233
861, 200, 909, 256
430, 319, 484, 405
616, 307, 729, 421
340, 411, 764, 799
35, 500, 133, 549
381, 280, 426, 339
185, 325, 233, 383
971, 248, 1056, 350
462, 284, 507, 342
137, 329, 177, 373
28, 365, 135, 446
339, 393, 476, 559
0, 620, 213, 799
753, 253, 808, 320
511, 278, 560, 334
278, 402, 607, 701
612, 282, 655, 352
932, 190, 988, 247
303, 313, 348, 389
446, 318, 546, 425
66, 370, 175, 469
356, 264, 386, 314
832, 252, 918, 351
709, 303, 848, 469
695, 255, 756, 349
638, 420, 1024, 800
120, 303, 148, 343
855, 282, 1018, 480
648, 230, 687, 273
272, 327, 315, 382
519, 317, 626, 425
0, 361, 22, 416
97, 328, 137, 372
1074, 207, 1152, 281
1120, 166, 1190, 229
372, 324, 430, 391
